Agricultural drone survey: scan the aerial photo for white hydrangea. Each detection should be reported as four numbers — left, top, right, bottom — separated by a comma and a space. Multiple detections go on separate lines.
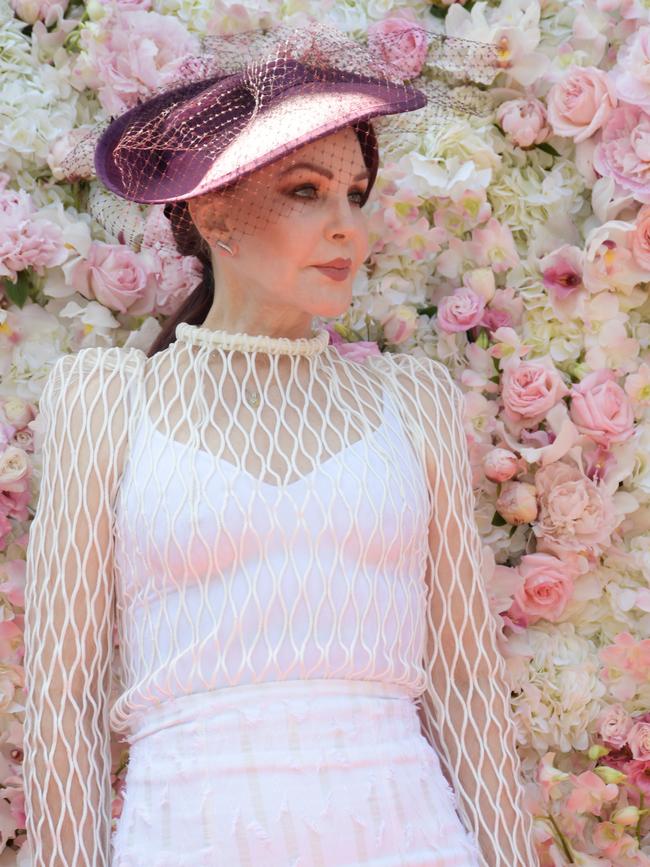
517, 283, 585, 364
152, 0, 214, 32
488, 155, 588, 249
508, 622, 607, 754
0, 64, 80, 182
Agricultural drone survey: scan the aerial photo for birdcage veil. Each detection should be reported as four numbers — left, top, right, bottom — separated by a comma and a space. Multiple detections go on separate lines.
62, 19, 501, 258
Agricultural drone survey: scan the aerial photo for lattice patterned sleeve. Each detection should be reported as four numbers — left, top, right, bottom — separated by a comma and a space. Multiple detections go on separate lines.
23, 348, 137, 867
385, 354, 539, 867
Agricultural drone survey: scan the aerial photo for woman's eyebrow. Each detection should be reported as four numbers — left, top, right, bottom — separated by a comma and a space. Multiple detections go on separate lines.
279, 162, 369, 182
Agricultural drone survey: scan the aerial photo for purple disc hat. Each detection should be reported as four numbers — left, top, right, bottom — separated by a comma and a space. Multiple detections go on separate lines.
95, 56, 426, 205
77, 20, 499, 249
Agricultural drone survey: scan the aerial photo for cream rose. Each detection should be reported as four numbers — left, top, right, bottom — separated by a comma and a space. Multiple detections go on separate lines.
547, 66, 617, 143
533, 460, 617, 559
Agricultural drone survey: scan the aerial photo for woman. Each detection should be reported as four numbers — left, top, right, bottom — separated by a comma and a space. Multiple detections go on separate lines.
22, 22, 539, 867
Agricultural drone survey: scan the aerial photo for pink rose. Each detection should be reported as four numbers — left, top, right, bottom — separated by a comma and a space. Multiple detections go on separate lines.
78, 9, 198, 115
436, 288, 486, 333
142, 206, 202, 315
496, 98, 552, 148
598, 704, 634, 749
483, 447, 519, 483
627, 722, 650, 760
0, 199, 66, 281
546, 66, 617, 143
501, 357, 570, 429
69, 241, 156, 315
632, 204, 650, 270
612, 26, 650, 112
367, 13, 429, 79
496, 481, 538, 525
534, 460, 616, 559
593, 105, 650, 204
570, 369, 635, 448
512, 553, 576, 624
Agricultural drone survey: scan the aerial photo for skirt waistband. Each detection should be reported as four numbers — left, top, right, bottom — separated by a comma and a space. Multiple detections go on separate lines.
124, 678, 421, 746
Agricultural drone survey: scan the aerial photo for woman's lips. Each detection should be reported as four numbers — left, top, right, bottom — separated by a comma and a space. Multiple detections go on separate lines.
314, 265, 351, 282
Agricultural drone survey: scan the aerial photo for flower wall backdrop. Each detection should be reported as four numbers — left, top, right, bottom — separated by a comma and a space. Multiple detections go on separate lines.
2, 0, 650, 863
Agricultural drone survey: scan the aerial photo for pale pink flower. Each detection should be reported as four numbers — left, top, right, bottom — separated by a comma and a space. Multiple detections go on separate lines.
10, 0, 68, 25
632, 203, 650, 269
77, 9, 198, 115
612, 26, 650, 112
433, 190, 492, 236
592, 820, 641, 860
539, 245, 585, 318
537, 753, 570, 799
468, 218, 520, 273
625, 363, 650, 404
534, 460, 616, 559
599, 632, 650, 682
462, 267, 495, 303
482, 447, 519, 483
367, 12, 429, 80
570, 369, 635, 448
594, 105, 650, 204
597, 703, 634, 748
496, 481, 538, 525
332, 341, 382, 363
436, 288, 486, 333
512, 552, 576, 624
381, 305, 418, 344
496, 97, 552, 148
501, 356, 570, 430
583, 226, 650, 295
480, 308, 512, 332
566, 770, 619, 815
69, 241, 157, 315
547, 66, 617, 143
627, 722, 650, 760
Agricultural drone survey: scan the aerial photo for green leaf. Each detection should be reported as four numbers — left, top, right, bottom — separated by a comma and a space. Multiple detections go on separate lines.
3, 272, 31, 309
416, 305, 437, 317
492, 511, 508, 527
429, 4, 447, 19
536, 142, 561, 158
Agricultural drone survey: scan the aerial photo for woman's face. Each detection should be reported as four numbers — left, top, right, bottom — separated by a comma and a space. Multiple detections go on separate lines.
188, 126, 371, 321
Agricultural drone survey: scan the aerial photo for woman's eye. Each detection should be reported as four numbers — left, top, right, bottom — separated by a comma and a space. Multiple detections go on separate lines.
291, 184, 366, 205
293, 184, 318, 199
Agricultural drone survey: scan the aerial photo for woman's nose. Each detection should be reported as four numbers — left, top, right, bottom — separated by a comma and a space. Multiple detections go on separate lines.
326, 193, 358, 239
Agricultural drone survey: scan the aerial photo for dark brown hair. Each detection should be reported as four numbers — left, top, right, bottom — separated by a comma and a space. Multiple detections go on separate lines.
146, 121, 379, 357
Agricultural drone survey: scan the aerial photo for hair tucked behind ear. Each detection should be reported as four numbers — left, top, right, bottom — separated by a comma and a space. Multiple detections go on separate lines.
145, 120, 379, 358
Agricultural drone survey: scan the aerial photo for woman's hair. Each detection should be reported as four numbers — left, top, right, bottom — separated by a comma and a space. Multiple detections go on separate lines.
146, 121, 379, 357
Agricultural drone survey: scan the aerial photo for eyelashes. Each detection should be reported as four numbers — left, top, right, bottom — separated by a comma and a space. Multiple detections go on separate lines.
288, 183, 367, 206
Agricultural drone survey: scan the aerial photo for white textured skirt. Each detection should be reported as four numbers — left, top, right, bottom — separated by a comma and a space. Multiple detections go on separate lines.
111, 679, 481, 867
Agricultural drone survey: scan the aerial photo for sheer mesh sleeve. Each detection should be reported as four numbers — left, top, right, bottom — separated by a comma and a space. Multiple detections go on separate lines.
379, 353, 539, 867
22, 346, 142, 867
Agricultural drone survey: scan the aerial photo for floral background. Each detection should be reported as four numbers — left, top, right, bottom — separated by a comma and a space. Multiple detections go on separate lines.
2, 0, 650, 863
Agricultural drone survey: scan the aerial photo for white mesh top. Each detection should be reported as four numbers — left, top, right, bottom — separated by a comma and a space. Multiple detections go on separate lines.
23, 322, 539, 867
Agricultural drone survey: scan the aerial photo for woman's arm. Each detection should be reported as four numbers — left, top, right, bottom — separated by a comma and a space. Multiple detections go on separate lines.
384, 354, 539, 867
23, 349, 133, 867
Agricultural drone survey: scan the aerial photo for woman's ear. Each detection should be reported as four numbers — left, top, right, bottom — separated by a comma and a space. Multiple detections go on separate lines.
187, 194, 231, 248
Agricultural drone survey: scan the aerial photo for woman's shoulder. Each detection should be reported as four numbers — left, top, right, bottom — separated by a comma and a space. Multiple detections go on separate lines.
39, 343, 147, 411
364, 350, 462, 408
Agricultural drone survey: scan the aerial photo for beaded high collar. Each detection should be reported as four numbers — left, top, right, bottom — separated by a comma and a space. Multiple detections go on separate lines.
175, 322, 330, 358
